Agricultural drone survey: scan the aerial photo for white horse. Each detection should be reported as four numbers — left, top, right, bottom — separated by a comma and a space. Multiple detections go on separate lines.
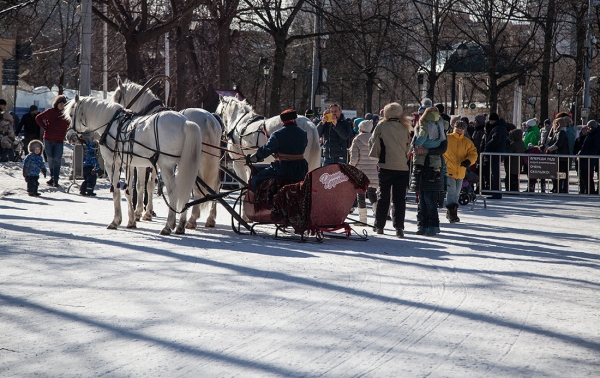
215, 95, 321, 187
112, 79, 222, 229
65, 96, 203, 235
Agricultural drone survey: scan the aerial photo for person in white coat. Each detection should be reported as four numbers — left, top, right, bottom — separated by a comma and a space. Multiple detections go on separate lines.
349, 119, 379, 223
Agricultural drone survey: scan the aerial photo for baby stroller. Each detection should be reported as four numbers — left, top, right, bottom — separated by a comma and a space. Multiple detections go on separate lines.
459, 170, 484, 208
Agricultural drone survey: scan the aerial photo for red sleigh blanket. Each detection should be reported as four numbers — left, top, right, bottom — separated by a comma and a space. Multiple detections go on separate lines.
271, 163, 369, 234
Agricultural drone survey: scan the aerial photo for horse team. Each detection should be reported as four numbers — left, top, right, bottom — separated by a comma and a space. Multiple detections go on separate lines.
65, 79, 320, 235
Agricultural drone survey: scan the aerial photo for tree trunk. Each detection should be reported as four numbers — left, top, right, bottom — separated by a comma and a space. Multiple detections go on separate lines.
540, 0, 556, 120
217, 20, 232, 89
269, 35, 288, 117
125, 37, 146, 83
573, 3, 588, 117
365, 75, 375, 113
175, 13, 192, 109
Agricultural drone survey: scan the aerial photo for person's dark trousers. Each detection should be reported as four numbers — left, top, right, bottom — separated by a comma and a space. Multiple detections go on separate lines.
375, 168, 409, 231
0, 148, 14, 162
43, 140, 63, 183
322, 156, 346, 166
505, 174, 519, 192
357, 187, 377, 208
490, 155, 502, 197
579, 159, 598, 194
558, 157, 569, 193
25, 175, 39, 193
417, 190, 440, 230
80, 166, 97, 194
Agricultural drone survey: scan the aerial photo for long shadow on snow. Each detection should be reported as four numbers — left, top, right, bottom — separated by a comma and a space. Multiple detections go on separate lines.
2, 213, 600, 352
0, 293, 308, 377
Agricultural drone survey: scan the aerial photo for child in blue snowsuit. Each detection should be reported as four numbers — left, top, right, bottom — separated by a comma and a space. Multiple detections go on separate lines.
80, 140, 101, 196
22, 140, 47, 196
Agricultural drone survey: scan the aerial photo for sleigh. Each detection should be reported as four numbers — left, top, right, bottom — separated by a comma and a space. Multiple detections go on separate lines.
236, 163, 370, 241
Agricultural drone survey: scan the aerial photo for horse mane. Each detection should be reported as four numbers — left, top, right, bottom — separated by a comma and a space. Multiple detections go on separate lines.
223, 95, 254, 115
220, 96, 257, 133
115, 80, 159, 111
65, 96, 123, 126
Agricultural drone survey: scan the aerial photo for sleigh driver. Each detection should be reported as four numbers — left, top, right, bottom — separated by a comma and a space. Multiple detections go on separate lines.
246, 109, 308, 192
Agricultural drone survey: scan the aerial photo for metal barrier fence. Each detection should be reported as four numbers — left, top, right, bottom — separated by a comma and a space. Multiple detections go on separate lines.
478, 152, 600, 197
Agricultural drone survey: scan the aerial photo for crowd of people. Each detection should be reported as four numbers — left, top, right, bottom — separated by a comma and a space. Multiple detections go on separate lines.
309, 99, 600, 238
1, 95, 100, 197
3, 93, 600, 238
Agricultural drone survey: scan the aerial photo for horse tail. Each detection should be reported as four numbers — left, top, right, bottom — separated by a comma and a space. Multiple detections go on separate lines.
174, 120, 203, 211
197, 116, 222, 214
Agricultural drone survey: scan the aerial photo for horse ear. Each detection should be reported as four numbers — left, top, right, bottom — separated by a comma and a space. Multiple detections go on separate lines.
219, 94, 224, 102
116, 74, 122, 86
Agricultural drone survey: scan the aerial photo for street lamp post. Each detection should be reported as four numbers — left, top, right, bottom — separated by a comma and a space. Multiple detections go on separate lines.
263, 66, 270, 116
291, 70, 298, 109
557, 82, 563, 114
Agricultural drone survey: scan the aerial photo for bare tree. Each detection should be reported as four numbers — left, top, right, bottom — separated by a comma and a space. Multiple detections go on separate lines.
92, 0, 202, 83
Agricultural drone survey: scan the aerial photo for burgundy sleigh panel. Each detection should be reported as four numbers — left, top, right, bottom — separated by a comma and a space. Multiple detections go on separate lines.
243, 190, 273, 223
308, 164, 357, 227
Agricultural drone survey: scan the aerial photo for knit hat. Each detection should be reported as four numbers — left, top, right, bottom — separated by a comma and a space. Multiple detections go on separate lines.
435, 103, 445, 114
280, 109, 297, 124
525, 118, 537, 127
454, 121, 468, 130
30, 105, 38, 112
587, 120, 598, 129
304, 109, 314, 117
0, 99, 6, 106
358, 119, 373, 132
364, 113, 373, 120
581, 125, 590, 132
421, 98, 433, 107
544, 119, 551, 125
383, 102, 403, 119
489, 113, 499, 121
475, 114, 486, 125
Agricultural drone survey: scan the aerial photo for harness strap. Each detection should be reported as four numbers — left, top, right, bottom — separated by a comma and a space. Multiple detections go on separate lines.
276, 153, 305, 161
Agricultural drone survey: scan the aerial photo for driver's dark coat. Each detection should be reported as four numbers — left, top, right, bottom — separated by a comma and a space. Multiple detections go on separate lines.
250, 122, 309, 191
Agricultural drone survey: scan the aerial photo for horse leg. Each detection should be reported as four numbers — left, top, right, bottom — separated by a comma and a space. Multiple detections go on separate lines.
125, 169, 137, 229
232, 160, 251, 222
142, 168, 156, 221
108, 168, 123, 229
159, 167, 177, 235
132, 168, 143, 221
185, 185, 201, 229
205, 201, 217, 228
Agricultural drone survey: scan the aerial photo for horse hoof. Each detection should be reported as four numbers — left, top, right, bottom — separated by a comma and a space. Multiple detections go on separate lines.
204, 219, 216, 228
107, 224, 118, 230
160, 228, 171, 236
142, 214, 152, 221
135, 215, 141, 221
185, 221, 196, 229
126, 224, 136, 229
175, 227, 185, 235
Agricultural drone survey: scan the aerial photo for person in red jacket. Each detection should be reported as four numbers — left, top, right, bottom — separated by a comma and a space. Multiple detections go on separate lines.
36, 95, 69, 187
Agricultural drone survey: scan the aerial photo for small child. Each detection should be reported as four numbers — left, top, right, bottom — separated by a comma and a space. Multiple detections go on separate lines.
22, 140, 47, 196
80, 139, 101, 196
412, 106, 447, 181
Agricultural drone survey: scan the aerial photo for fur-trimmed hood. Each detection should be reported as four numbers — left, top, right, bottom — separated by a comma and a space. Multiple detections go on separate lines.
28, 139, 44, 153
420, 106, 440, 124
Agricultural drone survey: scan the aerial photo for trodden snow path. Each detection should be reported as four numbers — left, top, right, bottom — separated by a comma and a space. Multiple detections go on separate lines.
1, 161, 600, 377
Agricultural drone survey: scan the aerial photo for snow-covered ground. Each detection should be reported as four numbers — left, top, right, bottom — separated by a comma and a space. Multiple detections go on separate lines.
1, 151, 600, 377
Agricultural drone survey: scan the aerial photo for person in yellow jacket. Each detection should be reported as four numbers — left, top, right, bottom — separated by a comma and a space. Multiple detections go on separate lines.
443, 121, 478, 223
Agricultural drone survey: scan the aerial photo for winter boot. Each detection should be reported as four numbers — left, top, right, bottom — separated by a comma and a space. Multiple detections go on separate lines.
358, 207, 368, 224
446, 204, 460, 223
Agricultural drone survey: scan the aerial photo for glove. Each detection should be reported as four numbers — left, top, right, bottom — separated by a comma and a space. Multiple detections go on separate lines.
460, 160, 471, 168
545, 149, 551, 154
91, 169, 96, 175
41, 168, 47, 178
245, 153, 259, 165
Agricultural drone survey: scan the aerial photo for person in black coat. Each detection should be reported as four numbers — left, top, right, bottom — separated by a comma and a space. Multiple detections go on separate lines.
247, 109, 308, 192
546, 116, 570, 193
578, 120, 600, 194
483, 113, 508, 199
414, 140, 448, 236
16, 105, 41, 152
317, 104, 353, 165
